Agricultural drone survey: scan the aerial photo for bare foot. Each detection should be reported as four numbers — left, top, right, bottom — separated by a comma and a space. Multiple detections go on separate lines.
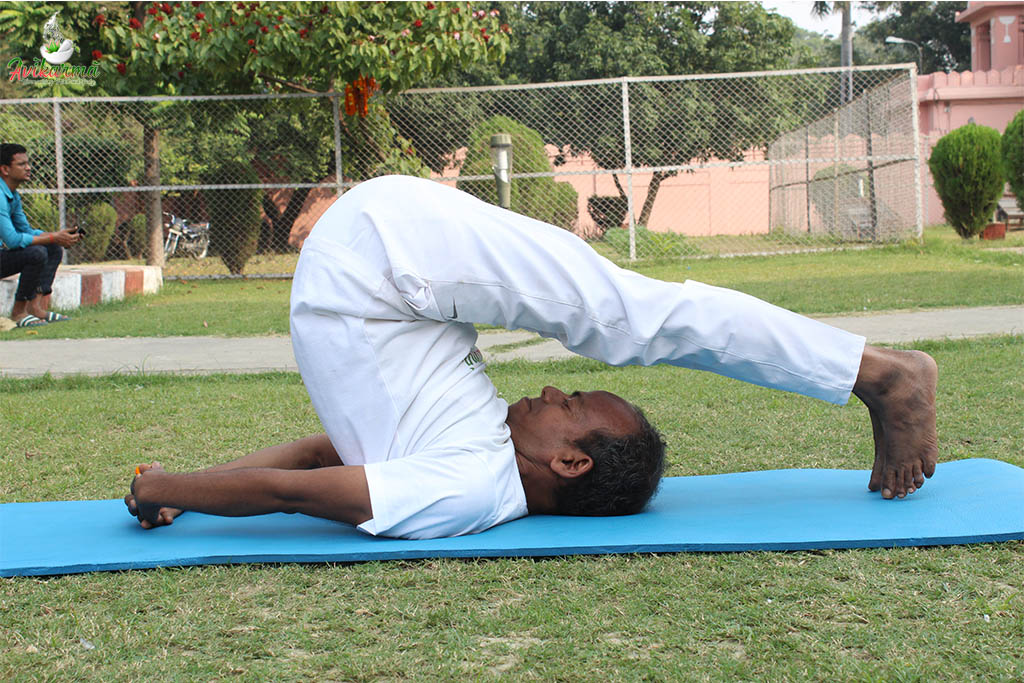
854, 347, 938, 500
125, 462, 183, 528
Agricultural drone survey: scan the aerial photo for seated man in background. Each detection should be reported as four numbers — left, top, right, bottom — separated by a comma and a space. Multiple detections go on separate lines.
126, 176, 939, 539
1, 143, 80, 327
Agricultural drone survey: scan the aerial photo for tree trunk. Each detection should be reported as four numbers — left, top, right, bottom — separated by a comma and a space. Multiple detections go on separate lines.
143, 122, 164, 267
840, 2, 853, 102
261, 187, 310, 253
637, 170, 672, 227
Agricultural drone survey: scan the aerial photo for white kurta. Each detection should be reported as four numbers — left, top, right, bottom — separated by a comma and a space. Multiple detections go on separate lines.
290, 176, 866, 539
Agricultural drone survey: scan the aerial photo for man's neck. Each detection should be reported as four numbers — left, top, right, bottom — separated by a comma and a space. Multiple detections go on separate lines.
0, 176, 17, 193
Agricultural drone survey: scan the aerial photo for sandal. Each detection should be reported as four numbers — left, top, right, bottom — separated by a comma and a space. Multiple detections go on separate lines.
15, 314, 48, 328
45, 311, 70, 322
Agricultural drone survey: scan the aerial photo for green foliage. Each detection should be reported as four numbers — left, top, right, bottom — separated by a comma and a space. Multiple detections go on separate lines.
1002, 110, 1023, 212
83, 2, 509, 97
809, 164, 867, 232
201, 161, 263, 275
859, 2, 970, 73
587, 195, 629, 236
71, 202, 117, 263
599, 225, 693, 259
928, 124, 1005, 239
20, 192, 57, 232
457, 116, 579, 230
129, 213, 149, 259
28, 132, 131, 211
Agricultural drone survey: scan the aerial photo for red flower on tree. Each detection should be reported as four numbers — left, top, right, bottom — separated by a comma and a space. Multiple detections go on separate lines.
236, 2, 245, 8
260, 25, 268, 33
129, 17, 141, 29
160, 3, 171, 14
93, 14, 106, 26
206, 26, 213, 33
116, 62, 127, 75
413, 19, 422, 27
147, 7, 158, 14
190, 30, 200, 40
155, 15, 164, 22
247, 38, 255, 45
91, 49, 103, 60
425, 1, 435, 8
195, 12, 205, 20
299, 28, 308, 38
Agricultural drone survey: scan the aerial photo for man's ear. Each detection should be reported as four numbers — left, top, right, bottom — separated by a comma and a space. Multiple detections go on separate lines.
549, 446, 593, 480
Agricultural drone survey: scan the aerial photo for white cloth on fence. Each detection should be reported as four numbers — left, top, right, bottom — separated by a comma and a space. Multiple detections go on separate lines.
289, 175, 866, 539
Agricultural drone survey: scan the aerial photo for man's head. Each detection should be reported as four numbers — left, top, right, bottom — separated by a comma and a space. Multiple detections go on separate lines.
0, 144, 31, 189
507, 386, 666, 517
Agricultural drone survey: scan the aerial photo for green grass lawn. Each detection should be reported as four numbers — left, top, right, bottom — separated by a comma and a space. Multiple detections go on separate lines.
2, 336, 1021, 679
3, 227, 1020, 340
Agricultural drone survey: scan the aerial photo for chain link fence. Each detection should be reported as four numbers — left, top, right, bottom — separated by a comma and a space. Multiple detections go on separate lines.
1, 64, 920, 278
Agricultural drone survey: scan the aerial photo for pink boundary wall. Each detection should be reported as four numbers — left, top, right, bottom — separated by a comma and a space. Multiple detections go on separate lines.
282, 68, 1021, 245
919, 66, 1024, 225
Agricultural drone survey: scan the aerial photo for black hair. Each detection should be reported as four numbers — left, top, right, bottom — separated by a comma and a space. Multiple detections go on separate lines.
553, 405, 666, 516
1, 144, 28, 167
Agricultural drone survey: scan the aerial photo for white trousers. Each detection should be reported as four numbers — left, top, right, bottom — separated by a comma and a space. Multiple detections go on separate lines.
291, 176, 866, 462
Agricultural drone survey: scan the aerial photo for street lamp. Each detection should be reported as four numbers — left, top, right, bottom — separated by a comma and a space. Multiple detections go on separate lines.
885, 36, 923, 73
489, 133, 513, 209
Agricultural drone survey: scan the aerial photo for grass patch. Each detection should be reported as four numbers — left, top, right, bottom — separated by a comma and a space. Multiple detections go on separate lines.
1, 337, 1021, 679
0, 279, 292, 340
3, 226, 1020, 340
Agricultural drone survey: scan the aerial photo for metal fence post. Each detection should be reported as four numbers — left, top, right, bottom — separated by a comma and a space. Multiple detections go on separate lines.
910, 64, 923, 239
621, 77, 636, 262
332, 93, 343, 196
805, 124, 811, 233
52, 99, 66, 231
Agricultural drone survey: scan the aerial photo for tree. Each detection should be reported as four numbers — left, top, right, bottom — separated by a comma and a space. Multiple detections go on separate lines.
2, 2, 510, 264
859, 2, 970, 74
397, 2, 801, 227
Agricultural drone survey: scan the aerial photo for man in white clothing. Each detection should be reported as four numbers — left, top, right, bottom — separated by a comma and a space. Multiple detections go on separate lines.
126, 176, 938, 539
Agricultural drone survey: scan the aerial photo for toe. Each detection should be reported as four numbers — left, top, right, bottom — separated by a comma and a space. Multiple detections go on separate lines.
882, 468, 896, 499
913, 462, 925, 489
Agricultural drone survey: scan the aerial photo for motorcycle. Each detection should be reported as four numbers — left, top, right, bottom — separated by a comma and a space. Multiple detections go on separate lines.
163, 212, 210, 259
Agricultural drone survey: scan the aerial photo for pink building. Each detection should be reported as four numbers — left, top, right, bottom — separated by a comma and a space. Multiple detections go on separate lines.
919, 1, 1024, 224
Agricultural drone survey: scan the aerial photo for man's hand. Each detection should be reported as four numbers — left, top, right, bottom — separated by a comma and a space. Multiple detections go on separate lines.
50, 228, 81, 247
125, 462, 183, 529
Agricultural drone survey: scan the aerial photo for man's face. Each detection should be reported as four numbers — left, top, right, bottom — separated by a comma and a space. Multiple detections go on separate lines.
1, 153, 31, 184
506, 386, 639, 460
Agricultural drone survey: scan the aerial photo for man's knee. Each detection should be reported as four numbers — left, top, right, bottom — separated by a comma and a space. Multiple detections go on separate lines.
45, 243, 63, 266
22, 245, 47, 266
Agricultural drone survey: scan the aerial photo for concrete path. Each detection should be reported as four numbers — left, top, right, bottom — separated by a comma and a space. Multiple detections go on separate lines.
1, 305, 1021, 378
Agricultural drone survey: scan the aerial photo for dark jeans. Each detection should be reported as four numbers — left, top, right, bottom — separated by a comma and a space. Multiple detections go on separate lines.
0, 243, 63, 301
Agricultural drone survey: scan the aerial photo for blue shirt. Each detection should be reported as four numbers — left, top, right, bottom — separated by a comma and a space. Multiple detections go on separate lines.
0, 177, 44, 250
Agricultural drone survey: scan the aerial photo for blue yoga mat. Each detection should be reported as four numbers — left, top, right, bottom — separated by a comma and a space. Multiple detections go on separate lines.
2, 458, 1022, 577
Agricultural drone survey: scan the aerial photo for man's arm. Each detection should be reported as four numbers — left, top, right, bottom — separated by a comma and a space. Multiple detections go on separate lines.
126, 434, 344, 527
201, 434, 341, 472
130, 464, 372, 527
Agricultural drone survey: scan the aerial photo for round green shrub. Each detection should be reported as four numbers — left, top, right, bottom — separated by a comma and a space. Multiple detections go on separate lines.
1002, 109, 1023, 212
457, 115, 579, 230
127, 213, 149, 259
71, 202, 117, 263
201, 160, 263, 275
928, 123, 1005, 239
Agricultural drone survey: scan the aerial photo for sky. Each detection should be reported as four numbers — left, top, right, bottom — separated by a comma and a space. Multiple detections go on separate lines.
762, 1, 891, 37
